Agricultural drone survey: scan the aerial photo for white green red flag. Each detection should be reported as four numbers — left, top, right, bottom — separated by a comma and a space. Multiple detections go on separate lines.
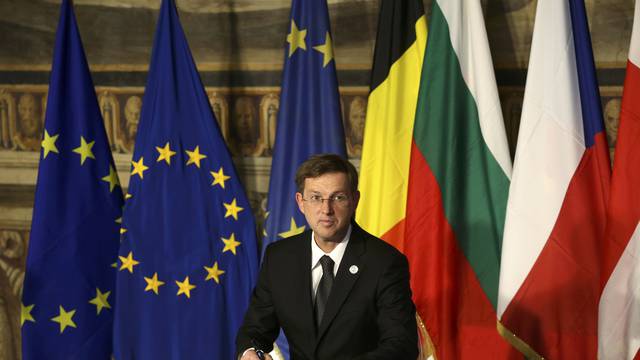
405, 0, 516, 357
598, 1, 640, 358
497, 0, 611, 358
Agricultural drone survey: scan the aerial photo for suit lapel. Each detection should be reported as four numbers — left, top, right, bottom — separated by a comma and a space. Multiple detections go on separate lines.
316, 225, 366, 342
291, 231, 316, 339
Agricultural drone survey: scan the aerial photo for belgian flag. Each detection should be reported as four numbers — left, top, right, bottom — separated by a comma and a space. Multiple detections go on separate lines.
357, 0, 426, 252
355, 0, 431, 356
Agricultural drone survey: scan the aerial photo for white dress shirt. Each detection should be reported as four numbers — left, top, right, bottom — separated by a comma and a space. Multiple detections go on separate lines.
241, 227, 353, 359
310, 225, 352, 300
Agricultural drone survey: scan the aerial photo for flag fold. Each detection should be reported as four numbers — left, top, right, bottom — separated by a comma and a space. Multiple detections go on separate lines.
498, 0, 611, 358
598, 1, 640, 358
22, 0, 123, 358
406, 0, 515, 358
263, 0, 346, 356
113, 1, 259, 358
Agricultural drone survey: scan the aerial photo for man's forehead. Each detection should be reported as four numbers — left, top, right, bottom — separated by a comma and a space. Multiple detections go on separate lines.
306, 188, 347, 194
303, 173, 349, 190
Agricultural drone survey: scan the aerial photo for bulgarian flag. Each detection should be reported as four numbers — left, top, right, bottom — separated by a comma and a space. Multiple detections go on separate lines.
403, 0, 516, 358
497, 0, 611, 358
598, 1, 640, 358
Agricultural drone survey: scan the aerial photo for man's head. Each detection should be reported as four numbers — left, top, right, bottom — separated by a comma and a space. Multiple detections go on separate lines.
233, 97, 256, 144
604, 98, 621, 147
348, 97, 366, 144
295, 154, 360, 245
124, 96, 142, 139
18, 94, 39, 136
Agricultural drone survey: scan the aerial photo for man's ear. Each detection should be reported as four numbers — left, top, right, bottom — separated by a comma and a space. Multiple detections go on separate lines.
353, 190, 360, 210
295, 192, 305, 215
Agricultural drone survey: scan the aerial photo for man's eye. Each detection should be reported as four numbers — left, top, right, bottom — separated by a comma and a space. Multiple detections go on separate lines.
310, 195, 322, 201
333, 195, 347, 202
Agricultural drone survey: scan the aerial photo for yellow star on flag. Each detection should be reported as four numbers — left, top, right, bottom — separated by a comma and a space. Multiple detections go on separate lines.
313, 32, 334, 67
287, 20, 307, 57
278, 217, 306, 238
210, 167, 231, 188
221, 233, 242, 255
185, 146, 207, 168
115, 217, 122, 224
51, 305, 77, 334
156, 142, 176, 165
101, 165, 120, 192
89, 288, 111, 315
144, 272, 165, 295
72, 136, 96, 165
131, 157, 149, 179
176, 276, 196, 298
204, 262, 225, 284
41, 130, 59, 159
21, 303, 35, 326
223, 198, 244, 220
118, 251, 140, 273
125, 193, 133, 200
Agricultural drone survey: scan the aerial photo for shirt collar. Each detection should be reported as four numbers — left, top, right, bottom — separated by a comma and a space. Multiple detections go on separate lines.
310, 225, 352, 270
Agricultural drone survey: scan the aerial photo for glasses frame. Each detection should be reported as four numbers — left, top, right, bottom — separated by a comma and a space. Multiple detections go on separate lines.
302, 194, 351, 207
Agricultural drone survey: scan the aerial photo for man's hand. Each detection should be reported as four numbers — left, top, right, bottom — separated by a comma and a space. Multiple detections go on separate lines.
240, 349, 273, 360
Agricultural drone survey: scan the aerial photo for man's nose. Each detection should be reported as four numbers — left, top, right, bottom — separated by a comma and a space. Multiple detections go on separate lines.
320, 199, 334, 213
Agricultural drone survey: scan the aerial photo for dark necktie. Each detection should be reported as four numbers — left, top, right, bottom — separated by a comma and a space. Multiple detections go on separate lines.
314, 255, 335, 329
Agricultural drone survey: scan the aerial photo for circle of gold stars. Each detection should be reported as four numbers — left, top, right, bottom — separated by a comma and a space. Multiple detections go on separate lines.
118, 141, 249, 300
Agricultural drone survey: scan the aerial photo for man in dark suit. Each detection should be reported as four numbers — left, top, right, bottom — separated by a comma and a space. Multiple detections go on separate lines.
237, 154, 418, 359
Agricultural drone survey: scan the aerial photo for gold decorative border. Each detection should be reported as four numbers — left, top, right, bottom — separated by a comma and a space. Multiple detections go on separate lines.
497, 320, 544, 360
0, 63, 373, 72
417, 313, 436, 359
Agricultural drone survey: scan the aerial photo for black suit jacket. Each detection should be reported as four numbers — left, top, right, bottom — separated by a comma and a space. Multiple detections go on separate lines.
236, 222, 418, 359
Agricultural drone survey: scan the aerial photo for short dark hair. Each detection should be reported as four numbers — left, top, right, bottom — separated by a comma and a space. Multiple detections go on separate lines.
295, 154, 358, 194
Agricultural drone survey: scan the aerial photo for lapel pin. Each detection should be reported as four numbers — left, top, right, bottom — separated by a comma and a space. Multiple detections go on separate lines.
349, 265, 359, 274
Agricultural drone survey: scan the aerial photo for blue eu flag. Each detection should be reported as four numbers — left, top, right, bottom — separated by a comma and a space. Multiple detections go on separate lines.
112, 0, 259, 358
263, 0, 346, 356
21, 0, 124, 359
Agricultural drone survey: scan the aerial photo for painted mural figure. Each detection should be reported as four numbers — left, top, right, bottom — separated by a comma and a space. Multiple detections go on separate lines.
116, 95, 142, 153
259, 93, 279, 157
346, 96, 366, 157
231, 97, 259, 156
0, 230, 26, 360
604, 98, 621, 148
13, 94, 41, 152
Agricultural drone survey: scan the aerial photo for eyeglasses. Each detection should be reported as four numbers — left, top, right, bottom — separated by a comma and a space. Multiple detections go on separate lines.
302, 194, 350, 207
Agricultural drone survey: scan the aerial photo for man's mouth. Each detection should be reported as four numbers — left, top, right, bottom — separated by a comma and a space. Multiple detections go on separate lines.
318, 219, 335, 226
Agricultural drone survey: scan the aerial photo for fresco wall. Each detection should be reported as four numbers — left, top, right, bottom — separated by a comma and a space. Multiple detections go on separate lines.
0, 0, 633, 358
